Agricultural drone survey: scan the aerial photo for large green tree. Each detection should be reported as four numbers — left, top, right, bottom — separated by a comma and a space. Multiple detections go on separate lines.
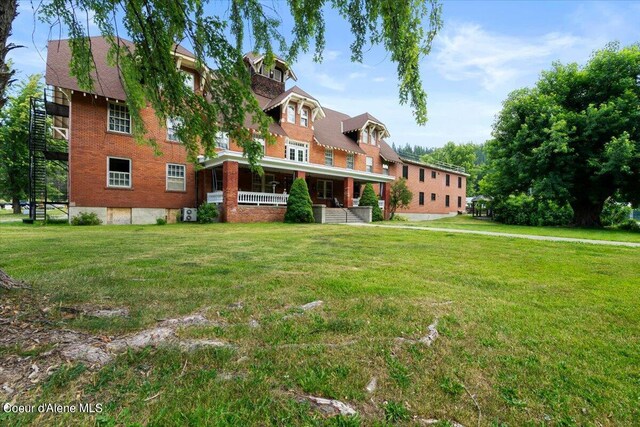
484, 43, 640, 227
421, 141, 485, 196
0, 74, 43, 213
25, 0, 443, 169
389, 178, 412, 219
0, 0, 18, 110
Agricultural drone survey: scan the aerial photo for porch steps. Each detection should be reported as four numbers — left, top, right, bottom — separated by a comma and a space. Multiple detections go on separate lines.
324, 208, 365, 224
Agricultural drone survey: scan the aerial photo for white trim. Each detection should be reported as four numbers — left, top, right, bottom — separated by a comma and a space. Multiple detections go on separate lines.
107, 102, 131, 134
200, 150, 395, 182
107, 156, 132, 188
166, 163, 186, 192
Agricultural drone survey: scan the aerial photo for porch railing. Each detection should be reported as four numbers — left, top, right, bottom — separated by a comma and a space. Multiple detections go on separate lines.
353, 198, 385, 209
207, 191, 223, 204
238, 191, 288, 206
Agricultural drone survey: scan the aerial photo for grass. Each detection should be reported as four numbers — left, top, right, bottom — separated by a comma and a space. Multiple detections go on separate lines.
0, 222, 638, 426
389, 214, 640, 243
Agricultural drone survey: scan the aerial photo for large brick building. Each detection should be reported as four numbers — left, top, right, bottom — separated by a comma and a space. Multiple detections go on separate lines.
45, 37, 467, 224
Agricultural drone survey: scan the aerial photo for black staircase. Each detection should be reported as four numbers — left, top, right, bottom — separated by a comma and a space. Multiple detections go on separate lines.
26, 88, 69, 223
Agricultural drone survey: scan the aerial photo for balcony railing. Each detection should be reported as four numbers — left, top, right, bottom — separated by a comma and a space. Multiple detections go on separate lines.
238, 191, 288, 206
207, 191, 223, 204
353, 198, 385, 209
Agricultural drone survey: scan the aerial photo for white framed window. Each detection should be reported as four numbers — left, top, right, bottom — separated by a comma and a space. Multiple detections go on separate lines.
287, 104, 295, 123
366, 156, 373, 173
346, 153, 354, 169
383, 163, 389, 175
324, 148, 333, 166
254, 137, 266, 154
166, 117, 181, 142
273, 68, 283, 82
318, 180, 333, 199
166, 163, 186, 191
107, 157, 131, 188
300, 108, 309, 127
370, 129, 377, 145
363, 128, 369, 144
216, 131, 229, 149
108, 103, 131, 134
181, 70, 195, 90
286, 140, 308, 163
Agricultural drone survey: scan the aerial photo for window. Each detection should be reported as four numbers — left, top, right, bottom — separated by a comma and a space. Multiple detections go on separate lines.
273, 68, 283, 82
166, 164, 186, 191
383, 163, 389, 175
366, 156, 373, 173
402, 165, 409, 179
107, 157, 131, 188
363, 128, 369, 144
252, 173, 275, 192
215, 131, 229, 149
431, 193, 436, 201
108, 103, 131, 134
458, 176, 463, 188
446, 174, 450, 187
445, 195, 450, 207
346, 153, 354, 169
300, 108, 309, 127
431, 170, 436, 179
182, 71, 195, 90
287, 104, 295, 123
458, 196, 462, 208
419, 168, 425, 182
370, 129, 376, 144
324, 148, 333, 166
254, 137, 266, 154
166, 117, 181, 142
318, 180, 333, 199
419, 192, 425, 205
287, 140, 308, 163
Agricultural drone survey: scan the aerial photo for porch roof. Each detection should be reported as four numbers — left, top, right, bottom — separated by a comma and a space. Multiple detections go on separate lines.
200, 150, 395, 182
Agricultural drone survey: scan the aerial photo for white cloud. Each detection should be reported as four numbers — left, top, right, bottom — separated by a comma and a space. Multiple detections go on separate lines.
323, 50, 341, 61
348, 72, 366, 79
434, 23, 585, 91
372, 77, 386, 83
315, 73, 345, 92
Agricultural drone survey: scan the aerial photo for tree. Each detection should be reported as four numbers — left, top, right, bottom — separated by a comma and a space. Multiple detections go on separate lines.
484, 43, 640, 227
359, 182, 383, 221
0, 0, 18, 110
421, 141, 485, 196
284, 178, 314, 223
18, 0, 445, 170
0, 74, 43, 213
389, 178, 412, 219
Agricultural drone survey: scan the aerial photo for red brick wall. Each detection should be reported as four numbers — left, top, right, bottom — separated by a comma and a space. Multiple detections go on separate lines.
225, 206, 286, 223
69, 93, 197, 209
388, 162, 466, 215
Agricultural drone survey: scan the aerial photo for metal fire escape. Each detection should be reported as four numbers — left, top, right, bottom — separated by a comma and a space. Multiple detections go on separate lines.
26, 87, 70, 222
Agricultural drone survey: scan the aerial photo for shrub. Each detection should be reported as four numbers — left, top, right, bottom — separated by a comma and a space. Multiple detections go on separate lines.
617, 218, 640, 232
70, 211, 102, 226
391, 214, 408, 221
156, 217, 167, 225
284, 178, 314, 223
359, 183, 384, 221
600, 198, 632, 226
197, 203, 218, 223
383, 401, 410, 423
493, 194, 572, 226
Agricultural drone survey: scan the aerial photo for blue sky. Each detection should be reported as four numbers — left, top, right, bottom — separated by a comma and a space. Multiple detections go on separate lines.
8, 0, 640, 148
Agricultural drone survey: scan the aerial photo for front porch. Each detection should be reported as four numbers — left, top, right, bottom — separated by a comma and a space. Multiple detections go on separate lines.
198, 156, 391, 223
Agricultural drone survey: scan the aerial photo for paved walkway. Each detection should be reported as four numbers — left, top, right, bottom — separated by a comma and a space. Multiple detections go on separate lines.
345, 223, 640, 248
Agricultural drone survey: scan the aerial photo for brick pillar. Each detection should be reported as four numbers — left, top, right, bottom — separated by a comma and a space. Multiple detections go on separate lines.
222, 161, 239, 222
343, 177, 354, 208
383, 181, 391, 220
295, 171, 306, 179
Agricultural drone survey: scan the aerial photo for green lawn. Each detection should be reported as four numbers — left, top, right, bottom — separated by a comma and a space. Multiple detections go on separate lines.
390, 214, 640, 243
0, 222, 639, 426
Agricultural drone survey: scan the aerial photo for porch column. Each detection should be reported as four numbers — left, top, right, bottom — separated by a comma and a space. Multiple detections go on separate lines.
383, 181, 391, 220
222, 161, 239, 222
343, 177, 354, 208
295, 171, 306, 179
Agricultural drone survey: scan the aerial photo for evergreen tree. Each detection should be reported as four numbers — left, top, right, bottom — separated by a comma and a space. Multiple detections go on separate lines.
284, 178, 314, 223
359, 182, 383, 221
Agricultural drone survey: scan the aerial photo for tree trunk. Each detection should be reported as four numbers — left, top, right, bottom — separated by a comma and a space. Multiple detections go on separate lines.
12, 195, 20, 214
570, 199, 605, 228
1, 268, 29, 290
0, 0, 19, 110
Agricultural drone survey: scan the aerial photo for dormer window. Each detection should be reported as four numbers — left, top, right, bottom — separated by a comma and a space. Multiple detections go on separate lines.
300, 108, 309, 127
273, 68, 283, 82
363, 128, 369, 144
287, 104, 295, 123
370, 129, 377, 145
181, 70, 195, 91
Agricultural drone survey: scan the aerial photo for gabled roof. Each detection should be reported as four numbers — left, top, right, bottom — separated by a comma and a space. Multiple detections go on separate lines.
341, 112, 390, 137
379, 140, 402, 163
313, 108, 366, 155
243, 52, 298, 81
46, 36, 196, 101
264, 86, 319, 111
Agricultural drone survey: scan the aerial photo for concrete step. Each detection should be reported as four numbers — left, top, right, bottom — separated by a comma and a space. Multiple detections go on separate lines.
324, 208, 365, 224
